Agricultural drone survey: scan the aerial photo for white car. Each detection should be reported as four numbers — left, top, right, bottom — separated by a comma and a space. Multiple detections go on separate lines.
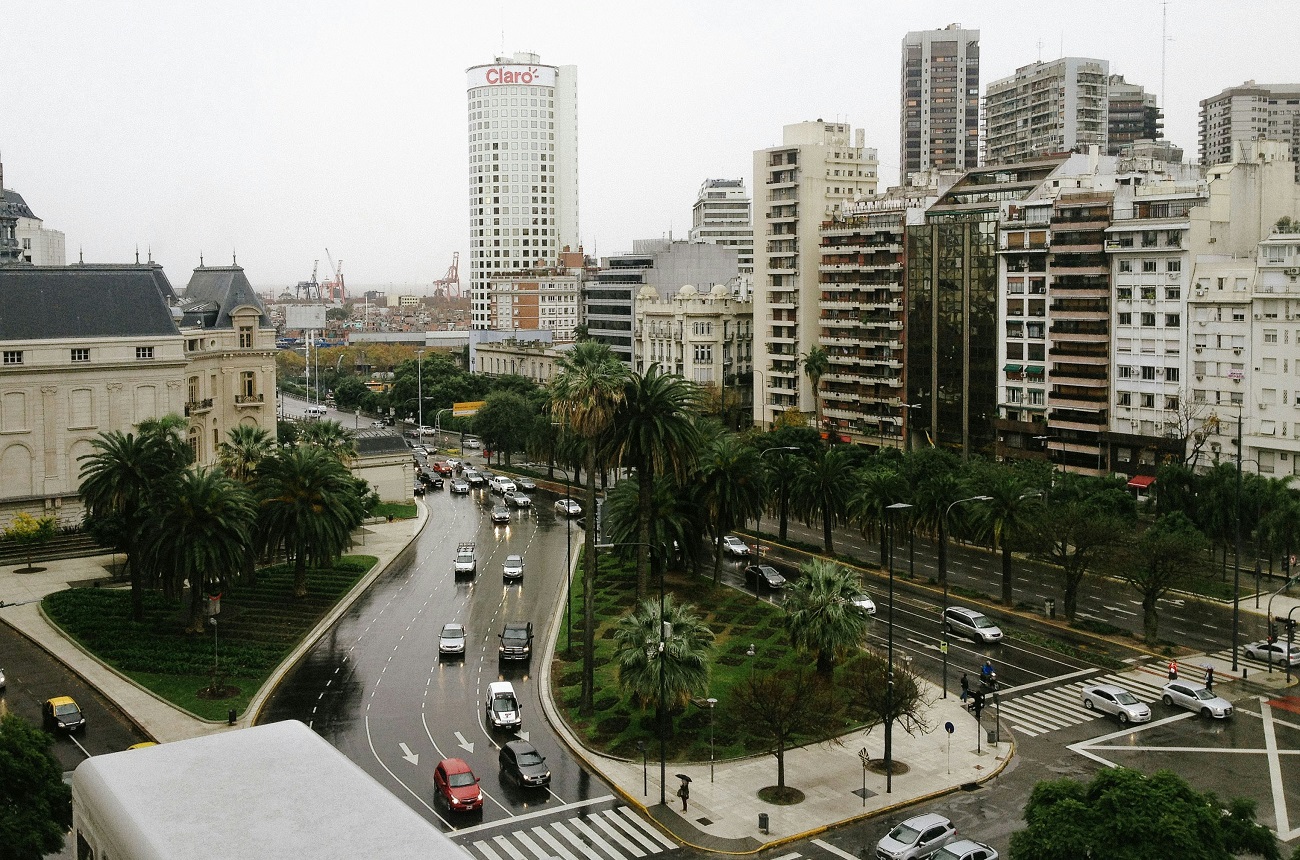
554, 498, 582, 517
504, 490, 531, 508
438, 623, 466, 657
370, 420, 386, 428
503, 554, 524, 580
1080, 683, 1151, 724
876, 812, 956, 860
489, 476, 517, 495
445, 457, 462, 468
943, 606, 1003, 644
464, 437, 482, 449
1243, 639, 1300, 667
932, 840, 998, 860
1161, 681, 1233, 719
852, 594, 877, 615
719, 535, 751, 557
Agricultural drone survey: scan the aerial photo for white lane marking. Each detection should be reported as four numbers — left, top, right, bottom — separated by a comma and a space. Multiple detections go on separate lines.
601, 809, 661, 853
569, 816, 626, 860
493, 834, 530, 860
586, 814, 645, 857
616, 808, 677, 850
1067, 712, 1194, 767
553, 819, 606, 860
999, 667, 1096, 695
474, 842, 507, 860
813, 839, 863, 860
512, 830, 554, 860
451, 796, 618, 837
1260, 701, 1297, 841
364, 713, 449, 826
533, 825, 580, 860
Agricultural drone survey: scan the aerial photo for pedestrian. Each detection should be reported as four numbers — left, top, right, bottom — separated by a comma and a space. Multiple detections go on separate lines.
1167, 660, 1178, 681
960, 673, 970, 702
1204, 664, 1214, 691
677, 780, 689, 812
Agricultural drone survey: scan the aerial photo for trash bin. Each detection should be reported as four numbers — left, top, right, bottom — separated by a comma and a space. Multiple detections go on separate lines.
1044, 598, 1056, 619
988, 729, 997, 744
228, 709, 237, 726
758, 813, 769, 834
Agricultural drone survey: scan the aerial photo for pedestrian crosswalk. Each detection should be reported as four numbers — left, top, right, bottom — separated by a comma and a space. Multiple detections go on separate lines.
996, 668, 1169, 738
457, 806, 677, 860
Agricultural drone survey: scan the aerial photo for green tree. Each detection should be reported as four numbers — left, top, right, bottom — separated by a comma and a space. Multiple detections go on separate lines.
611, 595, 714, 718
1111, 512, 1210, 645
1, 512, 57, 572
549, 340, 628, 714
602, 474, 702, 584
331, 376, 369, 411
1008, 767, 1279, 860
783, 559, 872, 677
842, 649, 933, 740
969, 466, 1038, 606
793, 446, 856, 554
139, 468, 256, 632
296, 419, 357, 463
473, 390, 534, 465
849, 464, 907, 567
699, 433, 764, 585
217, 425, 276, 587
255, 446, 365, 598
608, 364, 702, 598
725, 666, 835, 796
0, 713, 73, 860
800, 345, 830, 431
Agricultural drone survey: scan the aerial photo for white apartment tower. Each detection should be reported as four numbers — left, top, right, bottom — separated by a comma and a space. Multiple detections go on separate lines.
900, 24, 981, 184
467, 52, 579, 329
752, 121, 878, 427
1199, 81, 1300, 181
690, 179, 754, 275
985, 58, 1110, 165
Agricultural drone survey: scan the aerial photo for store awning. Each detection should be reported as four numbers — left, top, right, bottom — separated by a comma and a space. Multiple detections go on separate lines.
1003, 363, 1023, 373
1126, 475, 1156, 489
1025, 365, 1045, 375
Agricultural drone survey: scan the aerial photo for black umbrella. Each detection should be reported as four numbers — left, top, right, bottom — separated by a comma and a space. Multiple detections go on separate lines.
675, 774, 692, 783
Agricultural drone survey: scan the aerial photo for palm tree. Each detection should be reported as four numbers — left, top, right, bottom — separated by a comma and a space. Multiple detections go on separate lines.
217, 425, 275, 587
296, 419, 357, 463
549, 340, 628, 715
608, 364, 702, 599
783, 558, 871, 677
602, 473, 703, 585
765, 449, 804, 541
848, 464, 907, 566
254, 446, 364, 598
793, 446, 856, 554
971, 469, 1039, 606
801, 345, 830, 431
910, 471, 964, 586
139, 469, 256, 631
699, 433, 764, 585
611, 594, 714, 717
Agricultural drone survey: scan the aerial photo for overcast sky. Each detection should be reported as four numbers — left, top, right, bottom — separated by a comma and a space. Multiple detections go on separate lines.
4, 1, 1297, 290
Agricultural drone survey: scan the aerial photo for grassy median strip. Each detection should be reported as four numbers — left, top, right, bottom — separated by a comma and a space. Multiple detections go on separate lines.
43, 556, 376, 722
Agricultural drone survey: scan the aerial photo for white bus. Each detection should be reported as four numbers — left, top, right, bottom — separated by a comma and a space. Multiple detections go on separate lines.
303, 404, 328, 420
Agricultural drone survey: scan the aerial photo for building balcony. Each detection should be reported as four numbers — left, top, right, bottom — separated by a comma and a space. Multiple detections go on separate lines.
184, 398, 214, 416
1050, 417, 1105, 432
1050, 242, 1104, 254
1050, 264, 1109, 277
234, 393, 265, 407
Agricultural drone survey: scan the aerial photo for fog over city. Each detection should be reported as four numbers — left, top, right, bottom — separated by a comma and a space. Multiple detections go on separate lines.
3, 0, 1297, 287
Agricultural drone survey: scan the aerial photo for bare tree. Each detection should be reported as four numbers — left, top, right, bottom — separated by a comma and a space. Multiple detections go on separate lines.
724, 667, 836, 795
841, 650, 934, 742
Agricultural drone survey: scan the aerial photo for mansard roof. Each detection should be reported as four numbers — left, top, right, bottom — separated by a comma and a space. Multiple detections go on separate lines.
0, 264, 180, 341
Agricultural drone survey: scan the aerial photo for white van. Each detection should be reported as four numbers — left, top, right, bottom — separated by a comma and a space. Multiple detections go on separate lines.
303, 405, 328, 420
485, 681, 521, 729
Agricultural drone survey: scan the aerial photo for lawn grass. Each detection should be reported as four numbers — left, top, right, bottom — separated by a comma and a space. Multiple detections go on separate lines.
372, 502, 418, 520
551, 554, 874, 764
43, 555, 376, 721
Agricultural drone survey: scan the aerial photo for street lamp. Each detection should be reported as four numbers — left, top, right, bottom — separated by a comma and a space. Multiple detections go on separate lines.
901, 402, 922, 453
636, 740, 648, 797
746, 643, 756, 682
209, 617, 219, 686
884, 501, 913, 794
940, 495, 991, 699
706, 697, 718, 782
752, 369, 767, 429
753, 446, 799, 556
416, 349, 425, 437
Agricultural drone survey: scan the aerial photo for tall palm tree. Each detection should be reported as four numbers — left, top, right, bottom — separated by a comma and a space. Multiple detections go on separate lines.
602, 473, 703, 585
608, 364, 702, 598
139, 469, 256, 631
765, 449, 804, 541
793, 446, 856, 554
801, 345, 830, 431
783, 558, 871, 677
910, 471, 964, 586
254, 446, 364, 598
549, 340, 628, 715
699, 433, 764, 585
611, 594, 714, 716
296, 419, 357, 463
848, 464, 907, 566
217, 425, 276, 587
971, 469, 1039, 606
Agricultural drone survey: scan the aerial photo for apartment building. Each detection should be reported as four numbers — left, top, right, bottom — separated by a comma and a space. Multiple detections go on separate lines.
1199, 81, 1300, 180
690, 179, 754, 276
900, 24, 981, 183
752, 121, 879, 428
1107, 74, 1164, 157
486, 250, 586, 341
985, 58, 1110, 165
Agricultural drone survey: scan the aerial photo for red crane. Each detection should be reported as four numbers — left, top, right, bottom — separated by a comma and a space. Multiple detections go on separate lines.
433, 252, 460, 298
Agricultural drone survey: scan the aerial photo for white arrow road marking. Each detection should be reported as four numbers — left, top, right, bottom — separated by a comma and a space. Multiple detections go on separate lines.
399, 743, 419, 765
518, 730, 529, 741
456, 730, 475, 753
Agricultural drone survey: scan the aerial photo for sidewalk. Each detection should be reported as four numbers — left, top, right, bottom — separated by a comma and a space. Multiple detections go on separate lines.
0, 512, 425, 743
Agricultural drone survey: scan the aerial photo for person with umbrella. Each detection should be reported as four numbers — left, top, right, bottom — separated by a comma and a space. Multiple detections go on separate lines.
675, 774, 691, 811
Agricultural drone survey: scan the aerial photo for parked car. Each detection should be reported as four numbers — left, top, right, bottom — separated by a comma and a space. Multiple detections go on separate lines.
932, 839, 999, 860
464, 437, 482, 449
499, 621, 533, 661
1243, 639, 1300, 667
744, 564, 786, 591
1080, 683, 1152, 724
491, 505, 512, 524
438, 623, 466, 658
433, 758, 483, 812
412, 484, 425, 497
499, 739, 550, 788
489, 476, 517, 495
719, 535, 751, 557
852, 594, 878, 615
43, 696, 86, 733
943, 606, 1003, 644
0, 667, 6, 691
504, 490, 531, 508
876, 812, 956, 860
503, 554, 524, 581
450, 479, 471, 494
1161, 681, 1233, 718
514, 476, 537, 491
485, 681, 522, 729
370, 420, 386, 428
554, 498, 582, 517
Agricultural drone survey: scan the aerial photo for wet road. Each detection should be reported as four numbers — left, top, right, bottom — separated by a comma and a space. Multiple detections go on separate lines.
258, 472, 602, 830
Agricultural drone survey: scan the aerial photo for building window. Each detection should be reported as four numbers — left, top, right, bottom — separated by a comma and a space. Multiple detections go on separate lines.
1117, 391, 1132, 406
1027, 389, 1044, 406
1165, 314, 1181, 327
1006, 387, 1023, 403
1165, 286, 1181, 300
1141, 366, 1157, 381
1140, 393, 1156, 408
71, 349, 90, 362
1264, 329, 1278, 343
1118, 260, 1133, 273
1141, 313, 1156, 327
136, 347, 154, 360
241, 371, 256, 398
1166, 367, 1180, 382
1166, 396, 1180, 410
1118, 312, 1132, 326
239, 326, 254, 349
1142, 260, 1158, 273
2, 350, 22, 365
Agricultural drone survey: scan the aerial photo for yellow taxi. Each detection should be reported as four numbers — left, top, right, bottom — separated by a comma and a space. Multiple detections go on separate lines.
43, 696, 86, 733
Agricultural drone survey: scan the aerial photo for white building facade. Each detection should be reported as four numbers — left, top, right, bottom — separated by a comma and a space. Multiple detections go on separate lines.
985, 58, 1110, 165
900, 24, 981, 184
467, 52, 579, 329
689, 178, 754, 276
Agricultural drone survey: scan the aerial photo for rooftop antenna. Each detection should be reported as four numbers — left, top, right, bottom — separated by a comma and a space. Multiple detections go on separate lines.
232, 249, 237, 266
147, 246, 153, 263
200, 253, 205, 267
1161, 0, 1169, 111
1036, 39, 1044, 63
79, 247, 83, 264
135, 246, 140, 264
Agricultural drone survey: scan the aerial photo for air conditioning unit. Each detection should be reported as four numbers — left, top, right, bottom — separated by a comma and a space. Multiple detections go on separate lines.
1254, 313, 1263, 319
1196, 375, 1204, 381
1234, 347, 1243, 354
1195, 289, 1205, 296
1168, 272, 1180, 280
1285, 267, 1299, 275
1194, 347, 1203, 353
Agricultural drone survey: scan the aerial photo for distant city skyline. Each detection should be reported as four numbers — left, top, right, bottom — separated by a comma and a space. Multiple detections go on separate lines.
2, 0, 1297, 286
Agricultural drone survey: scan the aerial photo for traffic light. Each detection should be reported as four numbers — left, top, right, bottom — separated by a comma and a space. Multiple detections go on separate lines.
971, 689, 985, 720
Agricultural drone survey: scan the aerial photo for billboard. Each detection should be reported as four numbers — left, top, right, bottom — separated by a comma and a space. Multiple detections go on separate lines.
453, 401, 486, 417
284, 305, 328, 330
467, 64, 557, 89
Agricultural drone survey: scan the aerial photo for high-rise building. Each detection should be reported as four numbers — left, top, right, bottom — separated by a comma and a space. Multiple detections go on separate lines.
752, 121, 878, 428
466, 52, 579, 329
984, 58, 1110, 165
1199, 81, 1300, 180
689, 179, 753, 276
900, 24, 980, 184
1106, 74, 1164, 156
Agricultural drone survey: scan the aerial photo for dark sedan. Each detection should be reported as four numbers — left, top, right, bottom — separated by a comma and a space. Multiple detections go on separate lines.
744, 564, 787, 590
499, 739, 550, 788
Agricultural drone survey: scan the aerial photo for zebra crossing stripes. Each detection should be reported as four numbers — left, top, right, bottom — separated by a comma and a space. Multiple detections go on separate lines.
466, 807, 674, 860
998, 670, 1169, 738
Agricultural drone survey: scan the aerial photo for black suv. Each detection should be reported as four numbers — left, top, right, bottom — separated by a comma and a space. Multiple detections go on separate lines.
498, 621, 533, 662
499, 739, 550, 788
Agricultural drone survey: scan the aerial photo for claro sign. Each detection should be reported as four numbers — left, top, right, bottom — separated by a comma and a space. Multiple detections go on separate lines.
467, 64, 557, 88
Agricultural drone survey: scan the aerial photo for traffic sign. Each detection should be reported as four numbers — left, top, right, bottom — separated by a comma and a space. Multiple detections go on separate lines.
944, 721, 955, 734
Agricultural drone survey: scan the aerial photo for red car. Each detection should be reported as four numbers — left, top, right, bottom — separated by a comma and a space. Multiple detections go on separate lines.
432, 461, 454, 476
434, 758, 482, 811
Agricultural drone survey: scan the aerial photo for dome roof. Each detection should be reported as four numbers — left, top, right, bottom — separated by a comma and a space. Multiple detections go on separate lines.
637, 285, 659, 300
677, 284, 698, 298
709, 283, 729, 298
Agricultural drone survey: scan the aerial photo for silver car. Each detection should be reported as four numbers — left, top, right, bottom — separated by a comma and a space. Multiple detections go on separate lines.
1161, 681, 1233, 719
438, 623, 466, 657
1081, 683, 1151, 724
876, 812, 956, 860
503, 554, 524, 581
1243, 639, 1300, 667
932, 840, 999, 860
853, 594, 878, 615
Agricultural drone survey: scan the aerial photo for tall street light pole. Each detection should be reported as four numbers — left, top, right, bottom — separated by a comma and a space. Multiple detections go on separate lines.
753, 446, 799, 554
1232, 405, 1243, 673
940, 495, 991, 698
884, 501, 913, 794
416, 349, 425, 435
902, 402, 921, 453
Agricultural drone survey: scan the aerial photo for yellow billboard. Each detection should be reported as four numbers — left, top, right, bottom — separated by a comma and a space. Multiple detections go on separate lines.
453, 400, 486, 417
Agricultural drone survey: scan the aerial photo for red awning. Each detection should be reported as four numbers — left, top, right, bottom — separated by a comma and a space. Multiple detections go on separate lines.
1126, 475, 1156, 489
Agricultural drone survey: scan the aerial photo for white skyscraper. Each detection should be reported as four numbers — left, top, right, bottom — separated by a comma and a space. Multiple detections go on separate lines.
467, 52, 579, 329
